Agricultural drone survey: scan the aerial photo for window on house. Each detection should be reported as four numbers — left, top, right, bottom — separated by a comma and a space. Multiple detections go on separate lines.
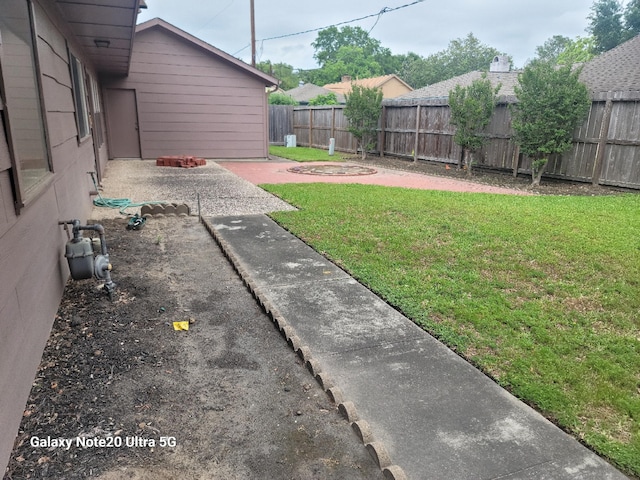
0, 0, 52, 205
69, 53, 90, 140
88, 74, 104, 147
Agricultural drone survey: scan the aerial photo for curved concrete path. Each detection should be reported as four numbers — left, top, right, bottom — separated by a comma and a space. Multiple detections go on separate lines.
204, 214, 627, 480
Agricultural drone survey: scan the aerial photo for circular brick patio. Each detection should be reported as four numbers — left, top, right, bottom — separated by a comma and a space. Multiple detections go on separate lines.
287, 164, 377, 176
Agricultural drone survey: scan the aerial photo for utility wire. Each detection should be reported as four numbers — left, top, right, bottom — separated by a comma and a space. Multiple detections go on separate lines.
368, 7, 389, 34
195, 0, 236, 36
232, 0, 425, 56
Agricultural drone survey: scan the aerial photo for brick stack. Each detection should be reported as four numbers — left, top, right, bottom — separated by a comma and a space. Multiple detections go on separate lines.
156, 155, 207, 168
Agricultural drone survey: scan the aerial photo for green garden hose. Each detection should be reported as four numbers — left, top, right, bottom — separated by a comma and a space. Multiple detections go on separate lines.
90, 173, 167, 215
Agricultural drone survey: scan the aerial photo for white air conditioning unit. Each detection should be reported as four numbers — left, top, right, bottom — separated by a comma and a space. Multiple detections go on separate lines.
285, 134, 297, 148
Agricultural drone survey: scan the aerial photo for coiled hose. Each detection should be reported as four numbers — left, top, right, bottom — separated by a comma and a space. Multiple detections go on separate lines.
90, 173, 167, 215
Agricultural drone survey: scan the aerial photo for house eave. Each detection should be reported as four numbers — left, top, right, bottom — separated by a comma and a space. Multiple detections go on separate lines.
54, 0, 142, 75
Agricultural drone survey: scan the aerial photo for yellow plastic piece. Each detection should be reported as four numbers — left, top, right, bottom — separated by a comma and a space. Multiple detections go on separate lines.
172, 321, 189, 331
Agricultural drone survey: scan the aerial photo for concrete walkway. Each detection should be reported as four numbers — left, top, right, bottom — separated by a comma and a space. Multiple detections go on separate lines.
204, 214, 627, 480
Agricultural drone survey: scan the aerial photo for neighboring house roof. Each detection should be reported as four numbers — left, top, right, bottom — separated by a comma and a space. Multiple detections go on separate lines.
285, 83, 346, 104
135, 18, 278, 86
386, 70, 521, 105
579, 34, 640, 98
55, 0, 142, 75
323, 74, 413, 98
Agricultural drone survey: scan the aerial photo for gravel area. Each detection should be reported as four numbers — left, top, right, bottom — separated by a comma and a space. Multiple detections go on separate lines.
92, 160, 295, 220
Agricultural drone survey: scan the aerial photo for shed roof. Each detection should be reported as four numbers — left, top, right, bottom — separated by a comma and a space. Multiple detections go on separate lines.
135, 18, 278, 86
578, 34, 640, 99
323, 74, 412, 96
285, 83, 346, 104
385, 70, 520, 106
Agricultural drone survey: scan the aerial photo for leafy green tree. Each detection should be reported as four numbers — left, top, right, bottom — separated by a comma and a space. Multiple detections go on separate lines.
312, 26, 382, 67
556, 36, 596, 65
440, 33, 508, 77
322, 45, 384, 83
308, 92, 338, 106
375, 48, 405, 76
624, 0, 640, 37
511, 61, 591, 186
256, 61, 300, 90
268, 92, 298, 105
400, 33, 506, 89
344, 85, 383, 160
534, 35, 572, 63
587, 0, 625, 53
400, 52, 441, 88
308, 27, 405, 85
448, 74, 500, 176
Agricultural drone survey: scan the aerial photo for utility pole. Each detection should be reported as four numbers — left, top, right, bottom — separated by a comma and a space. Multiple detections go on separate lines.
250, 0, 256, 67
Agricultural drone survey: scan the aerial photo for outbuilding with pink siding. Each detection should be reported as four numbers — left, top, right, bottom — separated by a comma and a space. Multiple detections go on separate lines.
103, 18, 278, 160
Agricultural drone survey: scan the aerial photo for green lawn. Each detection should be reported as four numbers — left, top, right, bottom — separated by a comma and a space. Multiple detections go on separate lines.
262, 182, 640, 476
269, 145, 347, 162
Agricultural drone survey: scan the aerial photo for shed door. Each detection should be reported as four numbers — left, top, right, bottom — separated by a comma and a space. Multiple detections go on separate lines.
106, 89, 141, 158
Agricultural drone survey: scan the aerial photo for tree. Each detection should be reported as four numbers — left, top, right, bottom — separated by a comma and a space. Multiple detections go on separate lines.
320, 45, 384, 84
511, 61, 591, 186
312, 26, 383, 67
308, 27, 405, 85
256, 61, 299, 90
624, 0, 640, 37
587, 0, 625, 53
534, 35, 595, 66
534, 35, 572, 63
344, 85, 383, 160
268, 93, 298, 105
308, 92, 338, 106
400, 33, 506, 89
448, 74, 500, 176
556, 36, 596, 65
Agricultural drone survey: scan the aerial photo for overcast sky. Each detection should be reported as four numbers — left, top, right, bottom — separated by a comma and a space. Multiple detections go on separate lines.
137, 0, 597, 71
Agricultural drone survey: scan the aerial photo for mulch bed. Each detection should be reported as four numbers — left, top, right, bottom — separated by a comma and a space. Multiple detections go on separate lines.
352, 155, 634, 196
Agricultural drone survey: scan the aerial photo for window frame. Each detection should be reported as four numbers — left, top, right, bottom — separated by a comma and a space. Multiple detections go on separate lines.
0, 0, 54, 213
69, 51, 91, 142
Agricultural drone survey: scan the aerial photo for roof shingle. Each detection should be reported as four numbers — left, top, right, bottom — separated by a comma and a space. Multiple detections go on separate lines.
284, 83, 345, 104
578, 34, 640, 98
386, 71, 520, 105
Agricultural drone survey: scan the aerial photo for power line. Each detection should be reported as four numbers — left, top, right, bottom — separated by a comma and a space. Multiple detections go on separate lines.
232, 0, 425, 56
194, 0, 236, 36
368, 8, 388, 34
261, 0, 424, 42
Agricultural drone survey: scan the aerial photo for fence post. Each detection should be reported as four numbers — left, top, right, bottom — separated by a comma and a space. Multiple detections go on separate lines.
308, 108, 313, 148
413, 104, 421, 162
331, 107, 336, 139
592, 96, 613, 185
380, 106, 386, 158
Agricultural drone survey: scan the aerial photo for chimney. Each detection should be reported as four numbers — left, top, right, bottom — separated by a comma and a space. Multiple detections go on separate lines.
490, 55, 510, 73
341, 75, 352, 82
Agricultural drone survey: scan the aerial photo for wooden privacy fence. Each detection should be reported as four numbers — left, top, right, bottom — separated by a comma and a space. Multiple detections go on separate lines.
269, 94, 640, 189
269, 105, 294, 145
269, 105, 358, 152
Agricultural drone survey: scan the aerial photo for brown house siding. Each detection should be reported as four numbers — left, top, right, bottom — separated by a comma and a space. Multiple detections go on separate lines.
103, 25, 272, 159
0, 1, 109, 470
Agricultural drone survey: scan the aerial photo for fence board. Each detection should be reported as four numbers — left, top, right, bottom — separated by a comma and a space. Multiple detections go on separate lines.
269, 105, 293, 145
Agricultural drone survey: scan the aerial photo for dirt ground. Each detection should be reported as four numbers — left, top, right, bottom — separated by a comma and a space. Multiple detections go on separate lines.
353, 155, 633, 196
4, 217, 384, 480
